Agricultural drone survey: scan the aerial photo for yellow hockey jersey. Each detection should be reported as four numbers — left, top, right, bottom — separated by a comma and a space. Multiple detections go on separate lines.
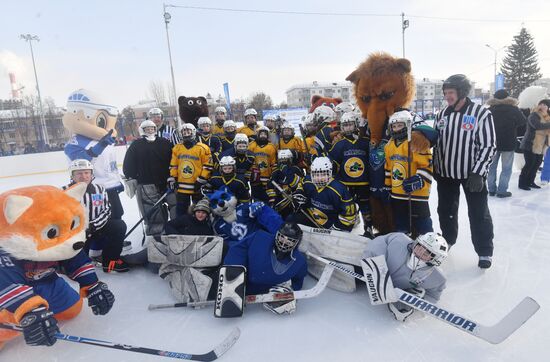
170, 142, 213, 194
212, 123, 225, 136
278, 137, 306, 153
237, 125, 257, 139
384, 139, 432, 202
248, 141, 277, 183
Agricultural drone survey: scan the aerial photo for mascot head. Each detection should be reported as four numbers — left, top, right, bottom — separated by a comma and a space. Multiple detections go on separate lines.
0, 184, 88, 261
309, 96, 342, 113
346, 52, 415, 145
62, 89, 119, 140
206, 186, 237, 218
178, 96, 209, 127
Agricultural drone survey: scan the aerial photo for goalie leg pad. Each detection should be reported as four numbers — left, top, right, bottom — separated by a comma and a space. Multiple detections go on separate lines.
307, 257, 357, 293
214, 265, 246, 318
360, 255, 396, 305
137, 184, 168, 236
159, 264, 213, 303
148, 235, 223, 267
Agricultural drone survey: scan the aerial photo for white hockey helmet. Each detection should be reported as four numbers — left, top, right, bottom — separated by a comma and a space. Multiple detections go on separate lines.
281, 122, 295, 138
244, 108, 258, 117
219, 155, 236, 174
334, 102, 355, 115
223, 120, 237, 132
197, 117, 212, 132
180, 122, 197, 141
234, 133, 249, 153
148, 107, 163, 119
278, 149, 293, 164
69, 159, 93, 173
413, 232, 449, 267
340, 112, 359, 135
215, 106, 227, 115
310, 157, 333, 187
313, 105, 336, 124
388, 110, 412, 141
303, 113, 317, 132
139, 120, 157, 137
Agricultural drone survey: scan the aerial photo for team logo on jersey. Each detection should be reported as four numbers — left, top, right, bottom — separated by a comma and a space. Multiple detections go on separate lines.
344, 157, 365, 178
91, 193, 104, 206
461, 115, 476, 131
231, 222, 248, 240
369, 146, 386, 170
391, 163, 407, 187
308, 208, 328, 226
258, 160, 268, 170
437, 117, 447, 130
180, 161, 194, 179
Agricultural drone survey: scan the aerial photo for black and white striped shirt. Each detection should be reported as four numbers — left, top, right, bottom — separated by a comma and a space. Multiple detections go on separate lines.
157, 124, 181, 146
433, 99, 496, 179
64, 182, 111, 233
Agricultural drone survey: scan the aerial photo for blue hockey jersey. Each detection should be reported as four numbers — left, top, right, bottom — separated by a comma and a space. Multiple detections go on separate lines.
329, 135, 370, 185
223, 230, 308, 294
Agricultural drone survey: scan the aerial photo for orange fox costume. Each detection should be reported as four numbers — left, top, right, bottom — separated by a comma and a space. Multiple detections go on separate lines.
0, 184, 103, 349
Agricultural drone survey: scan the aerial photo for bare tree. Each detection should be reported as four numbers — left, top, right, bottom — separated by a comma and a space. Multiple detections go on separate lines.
246, 92, 273, 119
148, 80, 167, 106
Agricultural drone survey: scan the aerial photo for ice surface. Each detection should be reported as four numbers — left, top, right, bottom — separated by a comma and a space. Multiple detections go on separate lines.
0, 154, 548, 361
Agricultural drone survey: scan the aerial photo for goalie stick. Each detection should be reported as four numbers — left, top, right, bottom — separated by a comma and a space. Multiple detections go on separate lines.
0, 324, 240, 362
148, 264, 334, 310
307, 251, 540, 344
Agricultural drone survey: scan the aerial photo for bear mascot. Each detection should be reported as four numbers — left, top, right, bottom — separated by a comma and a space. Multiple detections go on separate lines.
346, 52, 434, 234
178, 96, 209, 128
0, 184, 115, 350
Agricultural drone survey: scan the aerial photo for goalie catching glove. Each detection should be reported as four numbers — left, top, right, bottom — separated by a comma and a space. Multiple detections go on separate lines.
388, 287, 425, 322
263, 285, 296, 315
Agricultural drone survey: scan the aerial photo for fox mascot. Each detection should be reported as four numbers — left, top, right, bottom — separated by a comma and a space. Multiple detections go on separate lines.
0, 184, 115, 350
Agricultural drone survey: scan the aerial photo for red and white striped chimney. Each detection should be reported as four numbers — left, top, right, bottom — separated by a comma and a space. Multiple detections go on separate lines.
9, 72, 20, 99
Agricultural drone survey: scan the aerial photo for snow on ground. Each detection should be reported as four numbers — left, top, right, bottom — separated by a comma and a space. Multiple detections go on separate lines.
0, 153, 548, 362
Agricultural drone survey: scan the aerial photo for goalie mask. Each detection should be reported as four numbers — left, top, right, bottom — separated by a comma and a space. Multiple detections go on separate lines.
388, 110, 412, 142
409, 232, 449, 268
310, 157, 333, 188
275, 222, 303, 260
139, 120, 157, 141
234, 133, 249, 154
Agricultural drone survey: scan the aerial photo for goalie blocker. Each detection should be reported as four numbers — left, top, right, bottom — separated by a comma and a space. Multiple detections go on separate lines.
214, 265, 246, 318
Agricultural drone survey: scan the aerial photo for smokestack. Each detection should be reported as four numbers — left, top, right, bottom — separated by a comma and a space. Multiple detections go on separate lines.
9, 72, 20, 99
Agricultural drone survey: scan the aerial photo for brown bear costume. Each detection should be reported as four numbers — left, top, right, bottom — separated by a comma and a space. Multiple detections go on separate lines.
178, 96, 209, 127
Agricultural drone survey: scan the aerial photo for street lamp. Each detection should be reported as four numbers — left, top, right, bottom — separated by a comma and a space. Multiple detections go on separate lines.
485, 44, 506, 91
401, 13, 409, 58
20, 33, 48, 146
163, 4, 180, 129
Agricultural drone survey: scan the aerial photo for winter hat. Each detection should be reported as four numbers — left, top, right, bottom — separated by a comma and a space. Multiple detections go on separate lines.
538, 99, 550, 108
193, 198, 211, 215
494, 89, 509, 99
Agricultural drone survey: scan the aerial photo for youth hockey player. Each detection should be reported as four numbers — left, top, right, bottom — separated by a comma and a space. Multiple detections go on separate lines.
219, 133, 256, 182
384, 110, 434, 234
263, 114, 280, 145
207, 187, 282, 247
206, 156, 250, 203
212, 106, 227, 136
237, 108, 258, 140
65, 159, 129, 273
267, 149, 304, 219
248, 126, 277, 202
363, 232, 448, 321
170, 123, 213, 216
278, 122, 306, 165
123, 120, 174, 235
293, 157, 357, 231
223, 221, 308, 315
313, 105, 337, 156
220, 120, 238, 152
197, 116, 222, 156
149, 107, 181, 146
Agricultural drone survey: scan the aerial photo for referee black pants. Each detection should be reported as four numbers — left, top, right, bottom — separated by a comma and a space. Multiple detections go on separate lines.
435, 175, 494, 257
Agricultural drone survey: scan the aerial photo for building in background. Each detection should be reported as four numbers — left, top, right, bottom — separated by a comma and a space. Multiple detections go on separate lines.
286, 81, 354, 108
532, 78, 550, 92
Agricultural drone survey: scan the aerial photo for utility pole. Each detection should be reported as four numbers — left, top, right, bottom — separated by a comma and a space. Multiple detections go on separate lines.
20, 34, 48, 146
485, 44, 506, 91
163, 4, 180, 129
401, 13, 409, 58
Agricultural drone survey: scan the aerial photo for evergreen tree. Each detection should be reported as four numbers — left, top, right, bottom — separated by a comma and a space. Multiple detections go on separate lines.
501, 27, 542, 97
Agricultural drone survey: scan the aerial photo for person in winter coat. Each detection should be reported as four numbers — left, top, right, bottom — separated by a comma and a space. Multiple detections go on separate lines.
519, 99, 550, 190
164, 198, 213, 236
486, 89, 527, 197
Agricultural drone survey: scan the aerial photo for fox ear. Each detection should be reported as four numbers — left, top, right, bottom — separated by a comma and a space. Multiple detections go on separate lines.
4, 195, 33, 225
64, 182, 87, 202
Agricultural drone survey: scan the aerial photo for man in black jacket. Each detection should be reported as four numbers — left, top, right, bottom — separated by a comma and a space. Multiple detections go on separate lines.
486, 89, 527, 197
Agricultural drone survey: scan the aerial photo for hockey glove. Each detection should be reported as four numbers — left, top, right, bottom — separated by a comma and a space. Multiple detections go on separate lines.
465, 173, 484, 193
123, 178, 138, 199
19, 307, 59, 346
249, 201, 265, 218
84, 281, 115, 315
388, 302, 414, 322
292, 193, 307, 208
250, 168, 261, 184
88, 129, 116, 157
402, 174, 424, 194
263, 285, 296, 315
167, 177, 177, 192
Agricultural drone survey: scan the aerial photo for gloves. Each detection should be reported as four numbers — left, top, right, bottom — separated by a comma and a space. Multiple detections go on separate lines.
263, 285, 296, 315
465, 173, 484, 193
167, 177, 176, 192
19, 307, 59, 346
250, 168, 261, 184
84, 281, 115, 315
123, 178, 138, 199
380, 187, 392, 203
402, 174, 424, 193
292, 193, 307, 206
388, 302, 414, 322
89, 129, 116, 157
248, 201, 265, 218
194, 181, 204, 193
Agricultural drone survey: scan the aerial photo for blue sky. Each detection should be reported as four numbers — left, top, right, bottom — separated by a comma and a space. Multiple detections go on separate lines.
1, 0, 549, 109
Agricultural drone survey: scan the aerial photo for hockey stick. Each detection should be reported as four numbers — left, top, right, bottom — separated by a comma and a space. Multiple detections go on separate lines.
0, 324, 240, 361
271, 181, 322, 228
148, 263, 334, 310
307, 251, 540, 344
125, 189, 170, 239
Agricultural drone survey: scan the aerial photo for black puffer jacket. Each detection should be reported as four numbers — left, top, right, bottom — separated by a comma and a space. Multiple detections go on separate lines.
487, 97, 527, 151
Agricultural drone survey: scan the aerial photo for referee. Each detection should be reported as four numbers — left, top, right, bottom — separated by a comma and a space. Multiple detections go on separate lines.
433, 74, 496, 269
148, 107, 181, 146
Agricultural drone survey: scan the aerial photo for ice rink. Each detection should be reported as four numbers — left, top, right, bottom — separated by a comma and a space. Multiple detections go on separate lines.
0, 150, 548, 362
